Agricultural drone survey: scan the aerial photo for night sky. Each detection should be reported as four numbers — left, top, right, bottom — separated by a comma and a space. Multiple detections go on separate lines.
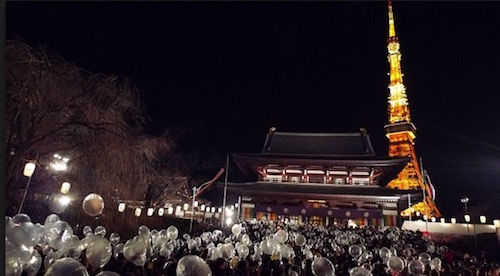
7, 2, 500, 217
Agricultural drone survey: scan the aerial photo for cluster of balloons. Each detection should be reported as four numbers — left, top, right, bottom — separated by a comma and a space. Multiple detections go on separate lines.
6, 211, 448, 276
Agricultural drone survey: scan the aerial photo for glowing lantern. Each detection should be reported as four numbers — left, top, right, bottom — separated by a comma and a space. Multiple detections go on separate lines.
200, 204, 206, 211
147, 208, 154, 216
440, 218, 445, 223
431, 217, 436, 222
183, 203, 189, 211
158, 208, 164, 216
211, 207, 216, 213
60, 182, 71, 194
23, 162, 36, 177
494, 220, 500, 228
167, 207, 174, 214
451, 218, 456, 224
193, 201, 199, 208
135, 208, 142, 217
118, 203, 126, 212
479, 215, 486, 223
464, 215, 471, 222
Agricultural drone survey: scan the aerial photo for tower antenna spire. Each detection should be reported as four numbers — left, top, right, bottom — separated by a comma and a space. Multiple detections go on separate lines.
388, 0, 396, 38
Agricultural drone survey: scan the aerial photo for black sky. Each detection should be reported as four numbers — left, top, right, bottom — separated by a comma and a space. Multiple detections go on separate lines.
6, 1, 500, 217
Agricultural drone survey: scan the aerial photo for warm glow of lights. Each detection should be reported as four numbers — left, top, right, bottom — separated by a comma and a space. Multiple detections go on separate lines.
147, 208, 154, 216
183, 203, 189, 211
416, 211, 421, 216
118, 203, 126, 212
226, 209, 234, 217
479, 215, 486, 223
235, 203, 239, 208
200, 204, 206, 211
23, 162, 36, 177
58, 195, 71, 206
211, 207, 216, 213
464, 215, 470, 222
176, 206, 182, 212
431, 217, 436, 222
494, 219, 500, 228
451, 218, 456, 224
194, 201, 199, 208
423, 215, 428, 221
440, 218, 445, 223
51, 154, 69, 171
225, 217, 233, 226
60, 182, 71, 194
218, 207, 222, 213
167, 207, 174, 214
135, 208, 142, 217
158, 208, 164, 216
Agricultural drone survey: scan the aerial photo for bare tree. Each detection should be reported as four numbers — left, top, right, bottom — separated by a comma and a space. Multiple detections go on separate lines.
6, 40, 173, 228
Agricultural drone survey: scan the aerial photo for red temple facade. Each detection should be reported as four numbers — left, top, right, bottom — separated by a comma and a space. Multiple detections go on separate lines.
222, 128, 423, 227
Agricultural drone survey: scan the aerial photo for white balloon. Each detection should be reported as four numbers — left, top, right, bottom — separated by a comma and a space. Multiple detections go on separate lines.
86, 236, 112, 268
231, 224, 242, 236
275, 229, 288, 243
166, 226, 178, 240
44, 257, 89, 276
176, 255, 212, 276
5, 240, 22, 276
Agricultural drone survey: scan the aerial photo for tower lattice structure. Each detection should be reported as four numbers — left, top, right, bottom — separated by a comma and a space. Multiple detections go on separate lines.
384, 0, 441, 218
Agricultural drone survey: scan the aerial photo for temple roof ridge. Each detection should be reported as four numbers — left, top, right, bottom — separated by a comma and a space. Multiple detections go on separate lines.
261, 128, 375, 156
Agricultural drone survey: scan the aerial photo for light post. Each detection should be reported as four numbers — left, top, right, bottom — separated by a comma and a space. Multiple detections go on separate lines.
461, 197, 470, 235
18, 160, 37, 214
461, 196, 469, 213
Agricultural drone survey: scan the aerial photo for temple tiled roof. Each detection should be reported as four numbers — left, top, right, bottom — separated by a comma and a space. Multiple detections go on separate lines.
261, 129, 375, 157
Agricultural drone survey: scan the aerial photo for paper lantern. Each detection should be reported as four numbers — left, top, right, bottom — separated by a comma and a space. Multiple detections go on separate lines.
135, 208, 142, 217
147, 208, 154, 216
23, 162, 36, 177
60, 182, 71, 194
118, 203, 126, 212
158, 208, 164, 216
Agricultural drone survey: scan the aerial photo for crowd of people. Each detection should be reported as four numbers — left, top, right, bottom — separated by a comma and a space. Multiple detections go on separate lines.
5, 213, 499, 276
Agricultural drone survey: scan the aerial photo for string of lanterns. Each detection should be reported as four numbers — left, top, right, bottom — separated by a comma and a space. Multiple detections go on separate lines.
116, 201, 238, 218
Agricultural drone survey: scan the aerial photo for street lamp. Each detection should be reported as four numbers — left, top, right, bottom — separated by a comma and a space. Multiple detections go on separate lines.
18, 161, 37, 214
461, 196, 469, 213
60, 182, 71, 194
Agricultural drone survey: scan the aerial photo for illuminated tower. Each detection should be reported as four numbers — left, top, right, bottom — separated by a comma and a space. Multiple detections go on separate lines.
384, 0, 441, 218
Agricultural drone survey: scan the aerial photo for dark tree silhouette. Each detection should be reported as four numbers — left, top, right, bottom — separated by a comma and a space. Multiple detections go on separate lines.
6, 40, 175, 232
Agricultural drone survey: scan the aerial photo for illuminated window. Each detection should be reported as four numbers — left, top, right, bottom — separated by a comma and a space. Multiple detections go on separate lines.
308, 175, 325, 184
352, 177, 369, 185
287, 176, 302, 183
266, 175, 282, 182
308, 216, 324, 226
332, 177, 346, 184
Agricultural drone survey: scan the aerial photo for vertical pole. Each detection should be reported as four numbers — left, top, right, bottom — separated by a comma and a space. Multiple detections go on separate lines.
221, 153, 230, 228
408, 193, 412, 222
189, 187, 196, 234
18, 154, 39, 214
420, 158, 429, 235
237, 196, 242, 222
18, 176, 33, 214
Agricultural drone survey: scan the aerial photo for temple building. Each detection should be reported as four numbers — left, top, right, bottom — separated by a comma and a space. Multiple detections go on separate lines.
222, 129, 422, 227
